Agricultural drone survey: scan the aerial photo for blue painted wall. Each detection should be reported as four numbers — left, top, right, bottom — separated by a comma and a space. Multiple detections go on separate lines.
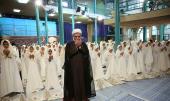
0, 17, 57, 36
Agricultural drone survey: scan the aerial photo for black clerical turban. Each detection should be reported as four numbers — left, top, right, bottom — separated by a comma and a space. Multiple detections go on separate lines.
72, 28, 82, 36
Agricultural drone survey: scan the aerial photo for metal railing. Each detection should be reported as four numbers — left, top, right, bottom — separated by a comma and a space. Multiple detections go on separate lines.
119, 0, 170, 15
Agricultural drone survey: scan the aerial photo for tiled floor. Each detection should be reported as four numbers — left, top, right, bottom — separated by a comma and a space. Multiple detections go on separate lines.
89, 75, 170, 101
2, 75, 170, 101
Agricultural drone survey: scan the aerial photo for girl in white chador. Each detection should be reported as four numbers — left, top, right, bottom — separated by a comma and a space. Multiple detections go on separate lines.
37, 46, 47, 80
25, 46, 43, 97
136, 43, 145, 74
45, 49, 60, 90
57, 45, 65, 72
116, 45, 127, 79
0, 40, 23, 98
143, 43, 153, 74
126, 46, 137, 80
159, 45, 168, 72
45, 49, 63, 99
57, 45, 65, 89
91, 45, 112, 90
104, 46, 122, 84
165, 42, 170, 69
152, 43, 161, 73
103, 46, 117, 79
92, 45, 104, 80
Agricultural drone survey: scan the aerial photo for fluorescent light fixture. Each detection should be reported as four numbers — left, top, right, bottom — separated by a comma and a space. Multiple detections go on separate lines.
62, 1, 68, 7
0, 13, 2, 17
49, 13, 55, 16
69, 16, 77, 19
13, 9, 21, 13
140, 0, 144, 2
69, 16, 72, 19
76, 21, 82, 24
35, 0, 42, 6
17, 0, 29, 4
97, 16, 103, 21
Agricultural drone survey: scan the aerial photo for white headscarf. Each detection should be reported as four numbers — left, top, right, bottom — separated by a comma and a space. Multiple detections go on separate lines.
72, 28, 82, 36
0, 39, 14, 57
0, 39, 13, 51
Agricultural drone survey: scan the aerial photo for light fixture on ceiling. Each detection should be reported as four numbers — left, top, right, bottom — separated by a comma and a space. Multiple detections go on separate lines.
17, 0, 30, 4
62, 1, 68, 7
35, 0, 42, 6
0, 13, 2, 17
97, 16, 103, 21
13, 9, 21, 13
139, 0, 145, 2
76, 21, 82, 24
49, 13, 55, 16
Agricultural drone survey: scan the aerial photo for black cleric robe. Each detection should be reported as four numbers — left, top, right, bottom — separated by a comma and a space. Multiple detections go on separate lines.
63, 41, 96, 101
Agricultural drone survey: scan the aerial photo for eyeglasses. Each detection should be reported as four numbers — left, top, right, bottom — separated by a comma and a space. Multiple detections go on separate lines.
74, 36, 81, 38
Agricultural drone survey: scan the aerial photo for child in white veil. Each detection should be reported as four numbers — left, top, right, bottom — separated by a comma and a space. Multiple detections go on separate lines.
0, 39, 24, 99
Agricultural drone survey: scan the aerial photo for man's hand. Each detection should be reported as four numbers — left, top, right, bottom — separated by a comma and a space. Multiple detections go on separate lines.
74, 38, 82, 48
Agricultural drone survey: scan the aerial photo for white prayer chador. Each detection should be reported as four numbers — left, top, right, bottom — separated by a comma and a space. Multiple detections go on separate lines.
45, 49, 63, 99
58, 46, 65, 70
91, 46, 112, 90
159, 47, 168, 71
136, 45, 145, 73
20, 48, 28, 86
164, 48, 169, 70
0, 40, 23, 97
116, 46, 127, 78
104, 48, 117, 79
37, 46, 47, 80
165, 43, 170, 69
143, 44, 153, 73
92, 50, 104, 80
25, 47, 43, 97
45, 49, 60, 90
126, 46, 137, 75
152, 44, 160, 73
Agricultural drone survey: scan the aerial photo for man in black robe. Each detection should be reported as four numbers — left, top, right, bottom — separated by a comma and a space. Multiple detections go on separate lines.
63, 29, 96, 101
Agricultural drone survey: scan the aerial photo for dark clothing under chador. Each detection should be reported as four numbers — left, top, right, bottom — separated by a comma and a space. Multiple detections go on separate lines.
63, 41, 96, 101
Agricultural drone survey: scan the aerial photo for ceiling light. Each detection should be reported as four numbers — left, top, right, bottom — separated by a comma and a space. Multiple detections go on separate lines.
0, 14, 2, 17
62, 1, 68, 7
49, 13, 55, 16
69, 16, 72, 19
13, 9, 21, 13
17, 0, 29, 4
35, 0, 42, 6
69, 16, 77, 19
76, 21, 82, 24
140, 0, 144, 2
97, 16, 103, 21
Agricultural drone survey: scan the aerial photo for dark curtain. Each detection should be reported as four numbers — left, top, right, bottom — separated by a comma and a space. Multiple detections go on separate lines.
64, 22, 72, 43
104, 25, 110, 36
57, 21, 110, 43
97, 21, 106, 41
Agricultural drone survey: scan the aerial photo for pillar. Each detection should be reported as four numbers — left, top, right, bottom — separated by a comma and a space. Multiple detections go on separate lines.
57, 0, 64, 44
